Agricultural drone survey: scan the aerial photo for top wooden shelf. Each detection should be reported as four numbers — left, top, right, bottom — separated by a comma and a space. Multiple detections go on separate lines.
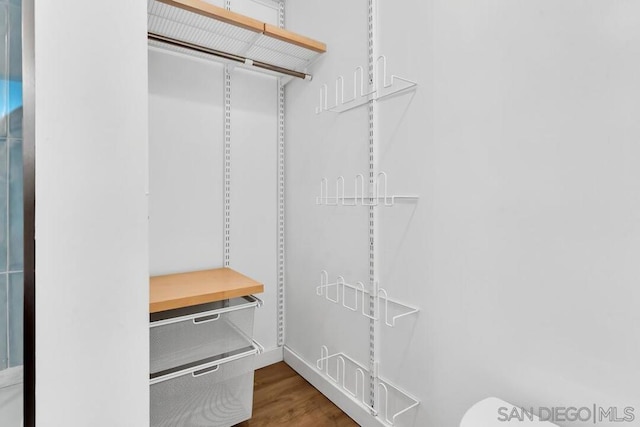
149, 267, 264, 313
148, 0, 326, 79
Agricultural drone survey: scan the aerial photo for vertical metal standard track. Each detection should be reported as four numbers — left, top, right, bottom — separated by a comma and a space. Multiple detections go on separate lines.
222, 0, 233, 267
276, 0, 286, 347
223, 1, 232, 268
223, 66, 232, 267
367, 0, 379, 413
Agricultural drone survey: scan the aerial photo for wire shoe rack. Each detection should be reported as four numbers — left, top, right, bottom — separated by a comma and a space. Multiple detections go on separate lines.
317, 345, 420, 426
316, 56, 417, 114
311, 0, 421, 423
316, 271, 419, 327
316, 172, 419, 207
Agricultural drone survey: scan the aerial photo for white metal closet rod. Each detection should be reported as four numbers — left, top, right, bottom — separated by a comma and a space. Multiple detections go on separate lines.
148, 32, 312, 80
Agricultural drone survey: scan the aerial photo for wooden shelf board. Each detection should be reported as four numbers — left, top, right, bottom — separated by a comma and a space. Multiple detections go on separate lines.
150, 267, 264, 313
263, 24, 327, 53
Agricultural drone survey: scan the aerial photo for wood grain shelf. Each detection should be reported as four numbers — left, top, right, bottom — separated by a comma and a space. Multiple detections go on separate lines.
263, 24, 326, 53
150, 267, 264, 313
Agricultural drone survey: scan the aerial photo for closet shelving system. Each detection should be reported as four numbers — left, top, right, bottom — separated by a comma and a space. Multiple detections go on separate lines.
146, 1, 328, 426
147, 0, 326, 82
311, 3, 420, 424
146, 0, 327, 343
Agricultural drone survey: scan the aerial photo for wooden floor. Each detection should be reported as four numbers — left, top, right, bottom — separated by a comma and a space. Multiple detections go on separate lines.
235, 362, 358, 427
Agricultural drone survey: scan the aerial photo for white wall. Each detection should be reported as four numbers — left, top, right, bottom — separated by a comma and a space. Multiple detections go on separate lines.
148, 0, 283, 360
284, 0, 373, 382
148, 50, 224, 275
227, 68, 279, 360
286, 1, 640, 426
34, 1, 149, 426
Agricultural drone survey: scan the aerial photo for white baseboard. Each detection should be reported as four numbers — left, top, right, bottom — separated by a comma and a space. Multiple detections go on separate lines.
283, 346, 384, 427
255, 346, 284, 370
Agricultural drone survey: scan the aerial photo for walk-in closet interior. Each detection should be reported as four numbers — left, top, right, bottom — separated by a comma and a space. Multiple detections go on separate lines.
25, 0, 640, 426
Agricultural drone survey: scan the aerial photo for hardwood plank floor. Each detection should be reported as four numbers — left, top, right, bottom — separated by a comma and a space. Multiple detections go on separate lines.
235, 362, 358, 427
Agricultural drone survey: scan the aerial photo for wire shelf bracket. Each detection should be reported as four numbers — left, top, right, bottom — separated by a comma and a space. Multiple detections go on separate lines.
315, 56, 417, 114
316, 172, 419, 207
316, 346, 420, 426
316, 271, 419, 327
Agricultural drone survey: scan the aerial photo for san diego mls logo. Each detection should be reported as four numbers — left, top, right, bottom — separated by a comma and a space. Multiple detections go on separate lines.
461, 397, 635, 426
497, 405, 634, 424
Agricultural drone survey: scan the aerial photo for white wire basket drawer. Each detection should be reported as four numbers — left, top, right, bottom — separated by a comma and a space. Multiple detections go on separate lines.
150, 295, 261, 375
150, 345, 258, 427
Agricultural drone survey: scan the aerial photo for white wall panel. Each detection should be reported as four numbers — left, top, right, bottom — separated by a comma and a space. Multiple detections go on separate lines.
285, 0, 373, 387
148, 51, 224, 275
232, 0, 278, 25
287, 1, 640, 426
34, 1, 149, 425
228, 68, 279, 352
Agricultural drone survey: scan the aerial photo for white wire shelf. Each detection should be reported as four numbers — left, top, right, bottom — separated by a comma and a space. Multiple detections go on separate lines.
316, 56, 417, 114
316, 271, 419, 327
148, 0, 325, 81
317, 346, 419, 426
316, 172, 419, 207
